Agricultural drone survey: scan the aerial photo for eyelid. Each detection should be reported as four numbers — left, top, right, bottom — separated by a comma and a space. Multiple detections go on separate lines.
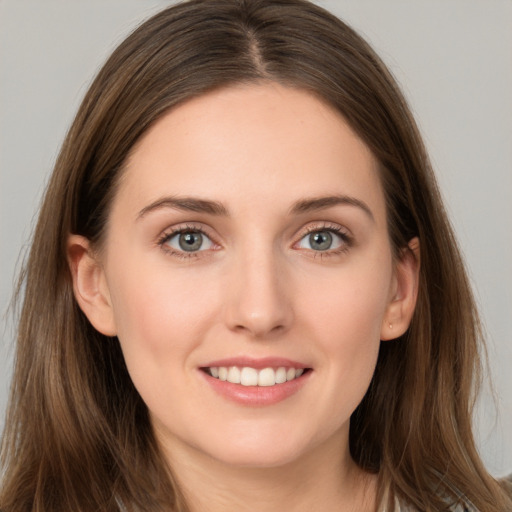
294, 221, 351, 241
155, 220, 352, 259
292, 221, 353, 255
157, 222, 221, 257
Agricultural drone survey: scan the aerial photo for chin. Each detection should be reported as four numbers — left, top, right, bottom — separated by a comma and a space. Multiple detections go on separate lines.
197, 426, 322, 470
210, 444, 307, 469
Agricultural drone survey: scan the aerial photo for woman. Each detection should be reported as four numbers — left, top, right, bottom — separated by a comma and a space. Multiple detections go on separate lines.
1, 0, 510, 510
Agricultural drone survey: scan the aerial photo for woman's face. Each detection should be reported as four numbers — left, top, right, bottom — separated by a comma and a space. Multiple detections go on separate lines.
75, 83, 417, 470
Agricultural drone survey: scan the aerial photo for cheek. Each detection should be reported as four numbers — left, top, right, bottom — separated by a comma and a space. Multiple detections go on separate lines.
317, 282, 384, 380
104, 261, 223, 421
304, 257, 392, 343
106, 259, 220, 366
301, 251, 392, 399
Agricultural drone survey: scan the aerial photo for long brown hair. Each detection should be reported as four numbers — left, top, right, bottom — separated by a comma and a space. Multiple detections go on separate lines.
1, 1, 510, 510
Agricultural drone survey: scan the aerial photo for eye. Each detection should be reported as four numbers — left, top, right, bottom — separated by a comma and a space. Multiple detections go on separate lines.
164, 230, 215, 253
296, 229, 347, 252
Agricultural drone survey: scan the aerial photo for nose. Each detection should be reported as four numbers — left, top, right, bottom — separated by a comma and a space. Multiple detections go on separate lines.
224, 246, 293, 339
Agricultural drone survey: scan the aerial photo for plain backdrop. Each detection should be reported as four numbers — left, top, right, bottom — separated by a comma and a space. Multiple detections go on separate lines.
1, 0, 511, 476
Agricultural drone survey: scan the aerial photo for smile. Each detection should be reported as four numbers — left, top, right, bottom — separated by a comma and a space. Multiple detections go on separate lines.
205, 366, 306, 387
200, 358, 312, 406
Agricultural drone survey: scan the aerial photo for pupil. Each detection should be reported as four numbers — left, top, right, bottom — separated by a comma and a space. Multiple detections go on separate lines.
310, 231, 332, 251
179, 232, 202, 251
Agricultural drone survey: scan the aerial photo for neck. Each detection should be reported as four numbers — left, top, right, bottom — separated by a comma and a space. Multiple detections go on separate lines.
160, 431, 378, 512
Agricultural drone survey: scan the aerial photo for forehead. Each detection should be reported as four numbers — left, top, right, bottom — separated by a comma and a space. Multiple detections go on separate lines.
116, 82, 385, 222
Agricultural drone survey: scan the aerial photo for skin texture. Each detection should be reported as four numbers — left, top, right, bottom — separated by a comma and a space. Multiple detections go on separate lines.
69, 83, 419, 511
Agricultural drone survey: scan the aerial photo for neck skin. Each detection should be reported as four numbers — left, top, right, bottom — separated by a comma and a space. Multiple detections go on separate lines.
156, 426, 378, 512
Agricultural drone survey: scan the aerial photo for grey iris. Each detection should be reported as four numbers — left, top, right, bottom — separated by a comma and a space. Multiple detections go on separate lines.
179, 232, 203, 251
309, 231, 332, 251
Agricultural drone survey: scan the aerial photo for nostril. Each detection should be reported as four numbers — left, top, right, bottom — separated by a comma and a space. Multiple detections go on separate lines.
232, 321, 287, 338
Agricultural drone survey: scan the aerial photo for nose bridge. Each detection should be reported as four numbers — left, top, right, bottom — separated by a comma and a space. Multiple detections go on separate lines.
225, 237, 292, 337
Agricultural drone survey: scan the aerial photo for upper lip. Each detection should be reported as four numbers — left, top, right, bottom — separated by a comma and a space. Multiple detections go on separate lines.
201, 357, 310, 370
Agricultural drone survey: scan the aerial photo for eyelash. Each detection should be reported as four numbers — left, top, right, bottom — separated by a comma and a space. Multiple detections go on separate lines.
157, 223, 217, 260
296, 223, 353, 259
156, 222, 353, 260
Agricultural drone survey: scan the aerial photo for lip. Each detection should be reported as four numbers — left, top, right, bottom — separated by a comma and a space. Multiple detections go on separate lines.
199, 357, 312, 407
201, 356, 309, 370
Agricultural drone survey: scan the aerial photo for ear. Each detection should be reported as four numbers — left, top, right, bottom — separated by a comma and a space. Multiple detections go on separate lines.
67, 235, 117, 336
380, 237, 420, 341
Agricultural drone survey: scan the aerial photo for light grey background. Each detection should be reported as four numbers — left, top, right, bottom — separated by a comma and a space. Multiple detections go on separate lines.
1, 0, 511, 476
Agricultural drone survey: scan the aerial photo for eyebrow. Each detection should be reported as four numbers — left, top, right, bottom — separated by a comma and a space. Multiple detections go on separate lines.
136, 194, 374, 221
290, 195, 375, 221
137, 196, 229, 220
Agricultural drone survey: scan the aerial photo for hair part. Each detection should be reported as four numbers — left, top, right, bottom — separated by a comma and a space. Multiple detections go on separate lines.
1, 1, 510, 511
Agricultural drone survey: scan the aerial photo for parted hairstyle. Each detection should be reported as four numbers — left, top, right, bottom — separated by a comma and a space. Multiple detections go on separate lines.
1, 1, 511, 511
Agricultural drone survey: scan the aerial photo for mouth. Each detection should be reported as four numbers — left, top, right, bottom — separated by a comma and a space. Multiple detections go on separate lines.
201, 366, 310, 387
199, 357, 312, 405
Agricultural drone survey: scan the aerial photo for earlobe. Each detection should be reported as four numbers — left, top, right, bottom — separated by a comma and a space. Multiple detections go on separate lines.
67, 235, 117, 336
381, 237, 420, 341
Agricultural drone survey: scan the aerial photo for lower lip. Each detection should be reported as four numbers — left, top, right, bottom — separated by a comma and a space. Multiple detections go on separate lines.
200, 370, 311, 406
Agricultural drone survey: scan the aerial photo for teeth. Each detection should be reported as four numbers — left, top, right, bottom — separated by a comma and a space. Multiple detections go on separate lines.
207, 366, 307, 386
275, 367, 287, 384
240, 367, 258, 386
258, 368, 275, 387
227, 366, 241, 384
